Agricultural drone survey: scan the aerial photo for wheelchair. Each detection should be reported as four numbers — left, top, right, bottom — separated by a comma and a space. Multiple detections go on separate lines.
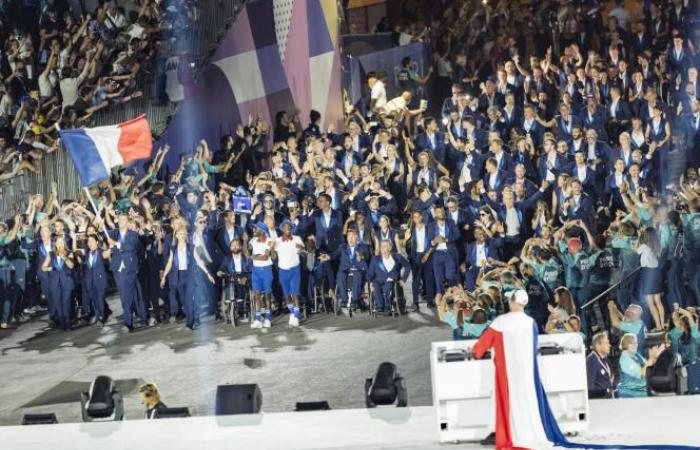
334, 270, 370, 317
220, 273, 252, 328
368, 279, 402, 319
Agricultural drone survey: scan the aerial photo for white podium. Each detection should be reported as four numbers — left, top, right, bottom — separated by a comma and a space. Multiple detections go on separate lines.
430, 333, 589, 443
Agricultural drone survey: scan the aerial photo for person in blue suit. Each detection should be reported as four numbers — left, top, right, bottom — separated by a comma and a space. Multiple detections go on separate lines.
646, 103, 672, 193
414, 116, 448, 166
333, 229, 369, 309
161, 228, 191, 325
427, 206, 460, 300
41, 236, 75, 331
108, 212, 148, 331
403, 209, 436, 310
367, 240, 410, 313
559, 179, 596, 229
81, 234, 109, 324
464, 226, 503, 291
682, 99, 700, 169
191, 214, 222, 317
216, 210, 246, 254
312, 193, 343, 257
217, 238, 252, 317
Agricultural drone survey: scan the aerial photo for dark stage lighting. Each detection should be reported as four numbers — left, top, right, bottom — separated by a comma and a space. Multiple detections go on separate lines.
365, 362, 407, 408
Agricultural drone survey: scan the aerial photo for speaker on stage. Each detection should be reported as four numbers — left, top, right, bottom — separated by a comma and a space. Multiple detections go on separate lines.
215, 384, 262, 415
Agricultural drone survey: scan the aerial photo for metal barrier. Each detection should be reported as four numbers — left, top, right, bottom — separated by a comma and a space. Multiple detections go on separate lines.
0, 0, 244, 218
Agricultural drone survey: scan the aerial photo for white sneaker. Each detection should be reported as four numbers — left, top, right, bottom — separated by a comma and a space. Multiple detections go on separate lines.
263, 319, 271, 328
288, 314, 294, 326
0, 322, 7, 329
291, 316, 299, 327
251, 320, 262, 329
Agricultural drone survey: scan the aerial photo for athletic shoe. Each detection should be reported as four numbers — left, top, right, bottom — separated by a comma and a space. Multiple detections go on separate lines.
168, 316, 177, 324
291, 316, 300, 327
89, 317, 98, 325
288, 314, 294, 326
251, 320, 262, 329
263, 319, 271, 328
0, 322, 7, 329
23, 307, 36, 314
148, 317, 157, 327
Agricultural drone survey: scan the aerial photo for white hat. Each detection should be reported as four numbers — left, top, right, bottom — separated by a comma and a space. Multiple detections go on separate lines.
508, 289, 529, 306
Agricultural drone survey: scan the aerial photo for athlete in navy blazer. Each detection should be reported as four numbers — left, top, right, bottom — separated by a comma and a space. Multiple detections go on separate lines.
367, 241, 410, 312
81, 236, 109, 324
464, 228, 503, 290
108, 213, 148, 329
312, 194, 344, 255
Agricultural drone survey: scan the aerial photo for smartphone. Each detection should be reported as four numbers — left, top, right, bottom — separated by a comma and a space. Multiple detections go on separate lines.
420, 99, 428, 110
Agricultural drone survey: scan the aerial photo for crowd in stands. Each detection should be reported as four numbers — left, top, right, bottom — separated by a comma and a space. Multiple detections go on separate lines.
0, 0, 700, 401
0, 0, 195, 182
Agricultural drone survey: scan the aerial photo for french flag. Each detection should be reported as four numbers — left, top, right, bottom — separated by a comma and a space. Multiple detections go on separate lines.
473, 313, 696, 450
60, 115, 153, 186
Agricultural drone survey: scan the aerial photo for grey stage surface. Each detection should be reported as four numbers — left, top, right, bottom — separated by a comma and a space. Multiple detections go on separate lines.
0, 296, 447, 426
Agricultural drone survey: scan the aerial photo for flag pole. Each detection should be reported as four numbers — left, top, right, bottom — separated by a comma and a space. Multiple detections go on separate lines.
83, 187, 111, 241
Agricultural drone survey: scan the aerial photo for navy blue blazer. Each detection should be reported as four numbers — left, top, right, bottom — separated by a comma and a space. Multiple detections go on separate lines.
426, 220, 460, 261
218, 254, 252, 275
82, 249, 108, 290
216, 225, 244, 252
414, 131, 447, 165
580, 105, 609, 139
465, 238, 503, 271
367, 253, 410, 284
109, 229, 141, 276
334, 243, 370, 273
47, 253, 75, 291
312, 209, 344, 253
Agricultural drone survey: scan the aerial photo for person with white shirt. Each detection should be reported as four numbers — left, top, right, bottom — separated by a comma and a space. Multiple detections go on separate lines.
367, 240, 410, 313
216, 238, 251, 323
274, 220, 305, 327
367, 72, 387, 113
404, 210, 435, 311
250, 222, 275, 329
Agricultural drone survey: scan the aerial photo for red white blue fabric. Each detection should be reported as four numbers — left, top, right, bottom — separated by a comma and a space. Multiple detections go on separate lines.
60, 115, 152, 186
473, 311, 697, 450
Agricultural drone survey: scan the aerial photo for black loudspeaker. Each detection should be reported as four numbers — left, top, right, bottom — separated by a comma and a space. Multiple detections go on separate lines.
215, 384, 262, 415
22, 413, 58, 425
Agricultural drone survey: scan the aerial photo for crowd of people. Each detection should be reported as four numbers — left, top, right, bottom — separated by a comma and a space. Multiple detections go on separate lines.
0, 0, 195, 181
0, 0, 699, 402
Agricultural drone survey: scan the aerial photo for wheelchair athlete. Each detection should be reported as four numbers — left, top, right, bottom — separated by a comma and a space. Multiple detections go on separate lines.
216, 238, 251, 318
333, 229, 370, 310
367, 240, 410, 313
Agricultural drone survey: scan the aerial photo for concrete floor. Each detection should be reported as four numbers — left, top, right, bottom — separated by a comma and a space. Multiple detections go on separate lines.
0, 296, 448, 426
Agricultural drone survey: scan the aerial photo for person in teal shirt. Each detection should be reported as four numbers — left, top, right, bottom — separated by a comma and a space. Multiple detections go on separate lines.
610, 222, 640, 310
681, 209, 700, 306
669, 306, 699, 365
617, 333, 663, 398
658, 210, 685, 309
437, 287, 465, 340
462, 308, 490, 339
610, 301, 648, 355
555, 220, 596, 334
520, 238, 562, 294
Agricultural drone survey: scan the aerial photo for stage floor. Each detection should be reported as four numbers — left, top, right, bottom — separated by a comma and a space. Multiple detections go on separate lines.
0, 399, 699, 450
0, 295, 447, 426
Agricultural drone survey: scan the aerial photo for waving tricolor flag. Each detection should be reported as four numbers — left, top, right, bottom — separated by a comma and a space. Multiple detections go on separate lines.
60, 115, 153, 186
